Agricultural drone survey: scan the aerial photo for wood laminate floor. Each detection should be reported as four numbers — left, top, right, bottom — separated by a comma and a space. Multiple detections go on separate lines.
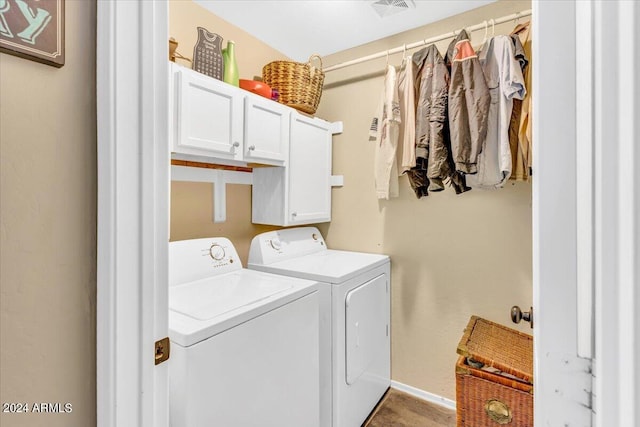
363, 388, 456, 427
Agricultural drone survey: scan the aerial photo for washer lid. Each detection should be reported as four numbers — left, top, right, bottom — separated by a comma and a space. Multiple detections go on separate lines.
169, 269, 318, 347
249, 249, 389, 284
170, 270, 294, 320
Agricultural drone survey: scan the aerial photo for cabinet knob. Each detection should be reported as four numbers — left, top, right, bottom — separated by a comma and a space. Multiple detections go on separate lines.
248, 145, 256, 151
291, 212, 297, 217
232, 141, 240, 148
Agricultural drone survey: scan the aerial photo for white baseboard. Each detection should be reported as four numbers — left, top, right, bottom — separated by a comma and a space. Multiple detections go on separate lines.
390, 381, 457, 411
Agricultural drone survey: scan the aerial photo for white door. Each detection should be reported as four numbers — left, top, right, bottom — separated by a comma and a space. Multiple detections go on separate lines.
345, 274, 389, 386
534, 1, 640, 426
533, 1, 593, 424
288, 114, 332, 224
175, 67, 244, 160
244, 95, 290, 165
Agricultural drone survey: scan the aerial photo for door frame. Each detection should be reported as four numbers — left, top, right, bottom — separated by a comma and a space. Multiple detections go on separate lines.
590, 1, 640, 424
96, 1, 169, 426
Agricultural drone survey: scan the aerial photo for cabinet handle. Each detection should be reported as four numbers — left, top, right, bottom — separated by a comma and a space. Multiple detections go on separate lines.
248, 145, 256, 151
291, 212, 297, 217
232, 141, 240, 149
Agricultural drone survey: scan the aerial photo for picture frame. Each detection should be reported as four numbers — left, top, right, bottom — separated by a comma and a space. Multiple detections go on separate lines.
0, 0, 65, 68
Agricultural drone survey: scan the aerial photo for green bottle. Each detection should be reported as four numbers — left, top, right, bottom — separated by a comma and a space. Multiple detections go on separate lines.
223, 40, 239, 87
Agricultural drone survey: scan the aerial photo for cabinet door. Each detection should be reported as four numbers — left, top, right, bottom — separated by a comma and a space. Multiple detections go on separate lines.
244, 96, 290, 165
288, 114, 332, 224
174, 68, 243, 161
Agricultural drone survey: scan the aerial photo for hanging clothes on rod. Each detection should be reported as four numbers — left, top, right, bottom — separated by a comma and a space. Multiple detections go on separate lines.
363, 11, 533, 200
409, 43, 468, 197
465, 34, 527, 189
446, 29, 491, 177
323, 10, 532, 73
396, 50, 417, 176
369, 64, 401, 200
509, 20, 533, 182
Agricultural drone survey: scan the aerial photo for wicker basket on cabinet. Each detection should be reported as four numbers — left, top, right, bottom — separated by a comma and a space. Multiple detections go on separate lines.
455, 316, 533, 426
262, 54, 324, 115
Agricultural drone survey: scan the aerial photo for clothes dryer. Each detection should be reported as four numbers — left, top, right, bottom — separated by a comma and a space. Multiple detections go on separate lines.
248, 227, 390, 427
169, 237, 320, 427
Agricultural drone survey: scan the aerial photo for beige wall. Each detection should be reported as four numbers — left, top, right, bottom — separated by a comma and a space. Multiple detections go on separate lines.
0, 1, 96, 426
170, 0, 532, 401
169, 0, 291, 262
316, 0, 533, 399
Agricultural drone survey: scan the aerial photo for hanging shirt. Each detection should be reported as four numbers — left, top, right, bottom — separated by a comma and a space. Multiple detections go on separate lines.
411, 44, 469, 195
369, 65, 401, 200
467, 35, 526, 189
509, 21, 533, 181
396, 55, 417, 175
445, 30, 491, 175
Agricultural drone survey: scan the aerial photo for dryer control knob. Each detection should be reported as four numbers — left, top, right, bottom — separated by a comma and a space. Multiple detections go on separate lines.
270, 238, 282, 251
209, 244, 226, 260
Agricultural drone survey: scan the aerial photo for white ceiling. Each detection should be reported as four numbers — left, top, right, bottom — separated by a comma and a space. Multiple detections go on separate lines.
195, 0, 497, 62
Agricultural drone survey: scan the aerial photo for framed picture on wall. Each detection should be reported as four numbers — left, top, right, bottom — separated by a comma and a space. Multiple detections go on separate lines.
0, 0, 65, 67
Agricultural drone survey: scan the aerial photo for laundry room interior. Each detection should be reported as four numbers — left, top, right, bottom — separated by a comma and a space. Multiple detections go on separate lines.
4, 0, 638, 425
168, 0, 533, 424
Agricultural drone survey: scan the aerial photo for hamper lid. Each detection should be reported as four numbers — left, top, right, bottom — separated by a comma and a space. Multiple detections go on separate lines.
457, 316, 533, 384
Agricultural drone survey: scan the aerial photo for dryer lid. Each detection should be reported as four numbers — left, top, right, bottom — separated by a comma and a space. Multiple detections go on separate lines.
249, 249, 388, 284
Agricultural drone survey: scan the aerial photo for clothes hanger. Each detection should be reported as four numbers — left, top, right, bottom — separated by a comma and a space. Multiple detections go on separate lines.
482, 20, 488, 45
512, 12, 530, 35
399, 44, 408, 66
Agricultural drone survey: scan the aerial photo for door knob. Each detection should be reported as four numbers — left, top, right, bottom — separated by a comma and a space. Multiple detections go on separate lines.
511, 306, 533, 328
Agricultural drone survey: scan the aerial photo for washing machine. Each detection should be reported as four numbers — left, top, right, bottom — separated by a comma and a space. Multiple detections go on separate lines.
169, 237, 320, 427
248, 227, 391, 427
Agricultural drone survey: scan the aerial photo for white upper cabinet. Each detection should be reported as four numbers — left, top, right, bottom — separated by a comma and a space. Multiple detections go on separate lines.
243, 95, 290, 165
252, 113, 333, 226
169, 63, 338, 226
173, 65, 244, 162
170, 63, 289, 167
288, 114, 332, 224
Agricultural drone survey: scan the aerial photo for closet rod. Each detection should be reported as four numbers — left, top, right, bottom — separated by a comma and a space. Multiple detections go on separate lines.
323, 9, 531, 73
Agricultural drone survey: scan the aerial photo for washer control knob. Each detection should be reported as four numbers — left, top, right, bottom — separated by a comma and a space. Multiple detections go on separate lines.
270, 238, 282, 251
209, 244, 226, 260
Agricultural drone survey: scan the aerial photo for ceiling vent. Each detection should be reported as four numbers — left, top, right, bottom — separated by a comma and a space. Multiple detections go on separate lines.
371, 0, 416, 18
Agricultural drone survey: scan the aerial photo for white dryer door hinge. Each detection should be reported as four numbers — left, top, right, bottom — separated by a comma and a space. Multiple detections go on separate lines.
542, 352, 593, 426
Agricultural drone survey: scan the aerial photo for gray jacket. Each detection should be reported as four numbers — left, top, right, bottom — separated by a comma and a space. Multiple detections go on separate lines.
445, 30, 491, 175
407, 44, 469, 196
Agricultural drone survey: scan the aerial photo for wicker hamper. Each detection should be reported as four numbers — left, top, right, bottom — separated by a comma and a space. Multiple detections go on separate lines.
455, 316, 533, 426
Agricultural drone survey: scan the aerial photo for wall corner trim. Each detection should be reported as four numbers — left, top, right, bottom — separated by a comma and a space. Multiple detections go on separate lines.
390, 380, 457, 411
